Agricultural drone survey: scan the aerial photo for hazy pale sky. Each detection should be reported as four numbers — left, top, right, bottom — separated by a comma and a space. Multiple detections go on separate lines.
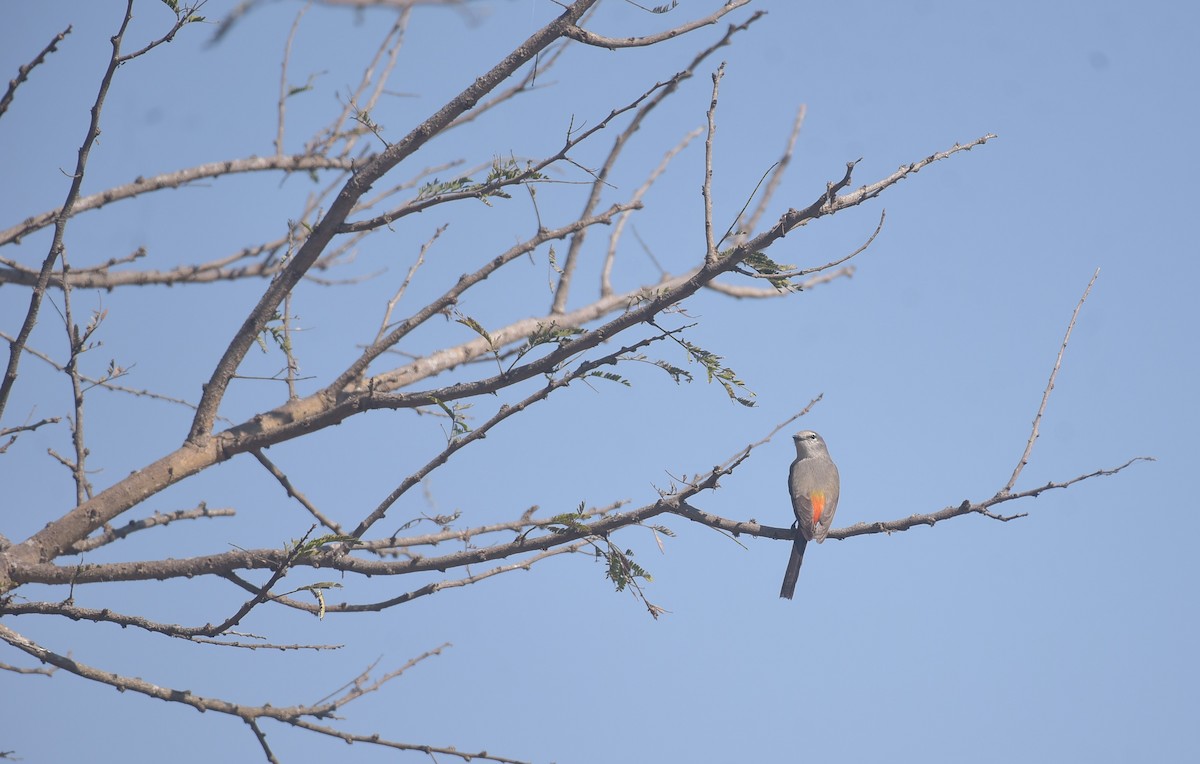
2, 1, 1196, 762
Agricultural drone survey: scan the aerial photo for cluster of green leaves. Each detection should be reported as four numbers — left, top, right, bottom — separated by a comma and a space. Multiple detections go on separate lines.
545, 504, 657, 599
289, 533, 359, 557
416, 156, 548, 206
677, 339, 755, 406
283, 533, 359, 618
602, 545, 652, 593
585, 370, 630, 387
453, 310, 505, 375
650, 329, 756, 407
432, 397, 473, 443
353, 108, 387, 145
518, 323, 585, 359
547, 503, 591, 535
742, 251, 797, 291
255, 311, 292, 355
415, 176, 476, 200
159, 0, 205, 23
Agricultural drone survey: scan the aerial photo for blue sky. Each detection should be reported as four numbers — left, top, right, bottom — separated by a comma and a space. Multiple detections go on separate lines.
2, 1, 1197, 762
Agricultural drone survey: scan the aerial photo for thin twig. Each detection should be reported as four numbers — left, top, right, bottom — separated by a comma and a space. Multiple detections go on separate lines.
706, 266, 855, 298
373, 225, 446, 345
246, 719, 280, 764
274, 1, 310, 156
1003, 268, 1100, 494
0, 154, 359, 250
0, 330, 216, 415
240, 543, 589, 615
69, 504, 235, 553
603, 128, 703, 296
0, 25, 72, 120
344, 77, 676, 237
702, 63, 725, 266
736, 104, 807, 242
252, 449, 344, 533
329, 10, 411, 159
2, 599, 340, 649
737, 209, 885, 282
281, 289, 299, 400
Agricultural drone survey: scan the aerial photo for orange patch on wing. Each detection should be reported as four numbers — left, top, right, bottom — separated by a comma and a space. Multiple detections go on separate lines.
811, 492, 825, 525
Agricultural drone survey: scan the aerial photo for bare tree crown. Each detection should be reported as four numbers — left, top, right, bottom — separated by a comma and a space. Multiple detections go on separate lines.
0, 1, 1147, 761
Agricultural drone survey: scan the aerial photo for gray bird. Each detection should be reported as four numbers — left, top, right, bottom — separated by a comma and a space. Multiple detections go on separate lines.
779, 430, 840, 599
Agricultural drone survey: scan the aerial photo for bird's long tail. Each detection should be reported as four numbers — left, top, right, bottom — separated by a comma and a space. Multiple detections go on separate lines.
779, 534, 809, 600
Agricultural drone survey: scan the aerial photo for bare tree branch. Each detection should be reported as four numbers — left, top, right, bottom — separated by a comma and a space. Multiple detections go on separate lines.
731, 209, 884, 289
0, 330, 214, 415
602, 128, 702, 296
340, 75, 678, 235
702, 63, 724, 266
68, 504, 236, 553
0, 25, 71, 120
0, 415, 61, 455
233, 543, 590, 615
735, 104, 807, 242
0, 155, 359, 251
675, 456, 1153, 544
549, 10, 765, 313
1004, 268, 1101, 493
706, 266, 855, 298
274, 2, 311, 157
0, 1, 136, 422
252, 449, 344, 534
0, 625, 515, 762
184, 0, 605, 445
1, 600, 341, 650
563, 0, 752, 49
245, 719, 279, 764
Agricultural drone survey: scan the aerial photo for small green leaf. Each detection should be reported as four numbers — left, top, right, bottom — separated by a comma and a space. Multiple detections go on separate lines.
586, 371, 630, 386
